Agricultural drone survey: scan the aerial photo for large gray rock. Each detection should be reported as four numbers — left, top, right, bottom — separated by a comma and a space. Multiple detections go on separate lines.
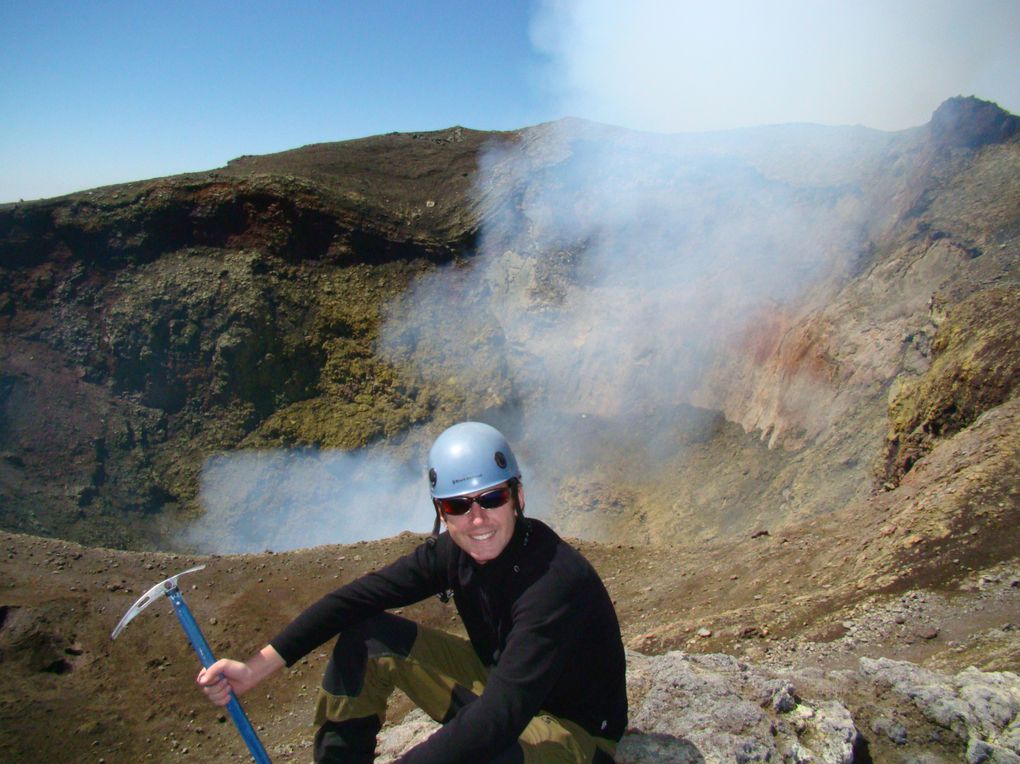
618, 651, 857, 763
372, 651, 1020, 763
860, 658, 1020, 764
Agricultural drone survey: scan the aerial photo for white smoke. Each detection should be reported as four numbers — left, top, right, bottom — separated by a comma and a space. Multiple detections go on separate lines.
184, 446, 432, 554
530, 0, 1020, 132
375, 118, 873, 531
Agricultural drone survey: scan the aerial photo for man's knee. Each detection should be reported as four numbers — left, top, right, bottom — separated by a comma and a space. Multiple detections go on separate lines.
324, 613, 418, 697
334, 613, 418, 657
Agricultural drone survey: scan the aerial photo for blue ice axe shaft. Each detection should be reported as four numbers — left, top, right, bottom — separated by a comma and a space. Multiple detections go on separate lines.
165, 585, 272, 764
110, 565, 272, 764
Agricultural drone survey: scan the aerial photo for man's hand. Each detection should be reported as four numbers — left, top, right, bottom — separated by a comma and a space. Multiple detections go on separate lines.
196, 645, 285, 707
197, 658, 252, 705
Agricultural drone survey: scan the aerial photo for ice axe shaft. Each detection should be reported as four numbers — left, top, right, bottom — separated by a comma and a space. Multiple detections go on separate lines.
111, 565, 272, 764
166, 587, 272, 764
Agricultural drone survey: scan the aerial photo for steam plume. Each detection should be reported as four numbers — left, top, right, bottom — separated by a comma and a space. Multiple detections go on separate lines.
184, 448, 429, 553
376, 119, 873, 539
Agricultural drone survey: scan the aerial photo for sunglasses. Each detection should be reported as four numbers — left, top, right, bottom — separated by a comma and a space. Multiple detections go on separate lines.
435, 484, 513, 516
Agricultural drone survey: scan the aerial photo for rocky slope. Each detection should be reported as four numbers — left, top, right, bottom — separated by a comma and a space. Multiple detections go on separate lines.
0, 126, 515, 547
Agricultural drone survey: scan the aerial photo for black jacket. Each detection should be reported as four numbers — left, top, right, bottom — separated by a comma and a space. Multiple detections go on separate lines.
270, 518, 628, 764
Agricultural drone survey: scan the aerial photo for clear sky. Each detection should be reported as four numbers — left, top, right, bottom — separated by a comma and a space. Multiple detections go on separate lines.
3, 0, 1019, 203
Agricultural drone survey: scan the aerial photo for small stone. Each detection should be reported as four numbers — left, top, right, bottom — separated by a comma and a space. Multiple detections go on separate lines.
697, 628, 713, 638
871, 717, 908, 745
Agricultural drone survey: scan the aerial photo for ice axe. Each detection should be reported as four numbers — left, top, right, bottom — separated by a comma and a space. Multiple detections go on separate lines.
111, 564, 272, 764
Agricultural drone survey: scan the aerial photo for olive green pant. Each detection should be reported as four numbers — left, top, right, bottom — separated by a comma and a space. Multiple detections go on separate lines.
314, 613, 617, 763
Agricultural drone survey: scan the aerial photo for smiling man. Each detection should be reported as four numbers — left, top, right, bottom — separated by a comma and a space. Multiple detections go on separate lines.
198, 421, 627, 763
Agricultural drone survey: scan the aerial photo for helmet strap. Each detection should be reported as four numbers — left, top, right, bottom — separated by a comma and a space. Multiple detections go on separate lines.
510, 478, 524, 519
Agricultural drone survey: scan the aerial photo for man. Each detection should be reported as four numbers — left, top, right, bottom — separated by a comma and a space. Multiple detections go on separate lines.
198, 421, 627, 763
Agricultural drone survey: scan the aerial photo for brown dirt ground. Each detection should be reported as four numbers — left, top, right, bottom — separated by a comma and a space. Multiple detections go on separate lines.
1, 395, 1017, 763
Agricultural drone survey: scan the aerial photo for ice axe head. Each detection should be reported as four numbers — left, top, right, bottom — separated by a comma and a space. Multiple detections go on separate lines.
110, 564, 206, 640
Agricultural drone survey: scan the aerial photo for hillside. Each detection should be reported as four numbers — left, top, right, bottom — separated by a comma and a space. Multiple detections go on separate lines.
0, 125, 518, 548
1, 96, 1019, 762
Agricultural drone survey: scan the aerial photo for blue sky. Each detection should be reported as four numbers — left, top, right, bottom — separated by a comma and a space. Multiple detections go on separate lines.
3, 0, 1019, 203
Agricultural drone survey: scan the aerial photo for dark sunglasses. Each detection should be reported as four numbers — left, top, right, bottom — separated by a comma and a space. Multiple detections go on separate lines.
435, 484, 513, 516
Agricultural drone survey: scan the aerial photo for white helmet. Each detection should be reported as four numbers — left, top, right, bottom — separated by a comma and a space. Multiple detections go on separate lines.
427, 422, 521, 499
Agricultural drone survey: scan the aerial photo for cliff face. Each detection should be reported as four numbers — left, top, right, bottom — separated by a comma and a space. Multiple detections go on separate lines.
0, 128, 508, 547
454, 98, 1019, 547
0, 99, 1018, 553
676, 96, 1020, 536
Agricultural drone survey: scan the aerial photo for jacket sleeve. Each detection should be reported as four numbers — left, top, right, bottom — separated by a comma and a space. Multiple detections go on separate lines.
397, 564, 588, 764
270, 541, 444, 666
